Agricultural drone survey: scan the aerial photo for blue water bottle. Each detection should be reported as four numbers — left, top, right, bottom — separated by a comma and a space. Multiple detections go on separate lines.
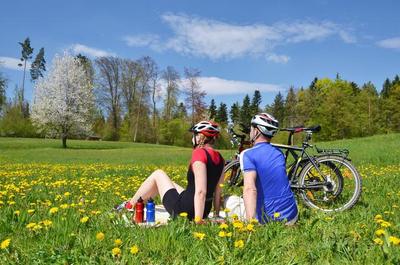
146, 198, 155, 225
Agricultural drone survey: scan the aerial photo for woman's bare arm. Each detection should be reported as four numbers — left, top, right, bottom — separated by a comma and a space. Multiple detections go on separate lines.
192, 161, 207, 222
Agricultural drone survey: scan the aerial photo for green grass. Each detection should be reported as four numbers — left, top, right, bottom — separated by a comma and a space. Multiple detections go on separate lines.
0, 135, 399, 264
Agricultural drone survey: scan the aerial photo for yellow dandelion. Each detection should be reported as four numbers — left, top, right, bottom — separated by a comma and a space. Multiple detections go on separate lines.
49, 207, 59, 214
1, 239, 11, 250
233, 220, 244, 229
114, 239, 123, 246
223, 208, 231, 213
246, 224, 255, 232
179, 212, 188, 217
226, 232, 232, 237
219, 223, 229, 230
130, 245, 139, 254
14, 210, 20, 216
193, 232, 206, 240
234, 239, 244, 248
389, 236, 400, 246
250, 218, 259, 224
218, 231, 226, 237
375, 229, 385, 237
112, 247, 121, 256
273, 212, 281, 218
380, 221, 391, 228
80, 216, 89, 223
194, 216, 202, 223
96, 232, 105, 241
374, 214, 383, 220
26, 223, 36, 229
41, 220, 53, 227
373, 238, 384, 246
28, 209, 35, 214
219, 183, 224, 188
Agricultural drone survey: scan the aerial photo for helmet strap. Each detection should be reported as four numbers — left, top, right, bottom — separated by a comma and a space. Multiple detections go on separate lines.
250, 127, 261, 144
192, 134, 198, 148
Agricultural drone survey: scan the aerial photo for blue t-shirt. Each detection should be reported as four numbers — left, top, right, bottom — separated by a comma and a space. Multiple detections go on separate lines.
240, 142, 298, 223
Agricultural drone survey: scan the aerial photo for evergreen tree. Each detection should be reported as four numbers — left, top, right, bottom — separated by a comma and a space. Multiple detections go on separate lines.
269, 92, 285, 124
30, 47, 46, 82
284, 87, 297, 127
216, 102, 228, 124
309, 77, 318, 92
208, 99, 217, 119
0, 69, 6, 114
350, 81, 360, 95
240, 94, 252, 126
173, 102, 187, 119
250, 90, 262, 115
230, 102, 240, 124
18, 37, 34, 101
381, 78, 392, 98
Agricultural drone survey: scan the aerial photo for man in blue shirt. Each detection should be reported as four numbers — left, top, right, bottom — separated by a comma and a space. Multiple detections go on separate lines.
240, 113, 298, 224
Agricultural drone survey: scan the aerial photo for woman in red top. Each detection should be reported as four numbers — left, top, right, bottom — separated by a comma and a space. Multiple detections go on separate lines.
125, 121, 225, 222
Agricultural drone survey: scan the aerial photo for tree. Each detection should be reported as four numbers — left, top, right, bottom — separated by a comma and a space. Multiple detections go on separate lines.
381, 78, 391, 98
357, 82, 379, 136
250, 90, 262, 115
30, 47, 46, 82
31, 53, 95, 148
95, 57, 122, 140
230, 102, 240, 124
173, 102, 187, 119
208, 99, 217, 120
216, 102, 228, 124
240, 94, 252, 126
284, 87, 297, 127
162, 66, 180, 121
18, 37, 34, 101
184, 67, 206, 124
268, 92, 285, 124
0, 67, 7, 114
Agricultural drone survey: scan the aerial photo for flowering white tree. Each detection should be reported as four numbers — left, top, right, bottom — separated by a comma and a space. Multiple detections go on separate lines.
32, 53, 94, 148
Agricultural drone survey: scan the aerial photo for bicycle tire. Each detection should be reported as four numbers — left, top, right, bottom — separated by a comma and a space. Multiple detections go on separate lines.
224, 160, 243, 187
298, 155, 362, 212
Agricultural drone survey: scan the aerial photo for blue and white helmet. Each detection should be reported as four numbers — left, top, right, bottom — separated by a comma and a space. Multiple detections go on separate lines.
251, 113, 279, 137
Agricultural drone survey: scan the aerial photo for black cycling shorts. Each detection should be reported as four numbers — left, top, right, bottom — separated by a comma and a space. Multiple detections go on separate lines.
162, 188, 181, 217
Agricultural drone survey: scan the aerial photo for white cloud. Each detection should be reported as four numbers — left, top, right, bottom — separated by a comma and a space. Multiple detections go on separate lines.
0, 56, 28, 71
377, 37, 400, 50
195, 76, 282, 95
123, 13, 356, 62
71, 44, 116, 57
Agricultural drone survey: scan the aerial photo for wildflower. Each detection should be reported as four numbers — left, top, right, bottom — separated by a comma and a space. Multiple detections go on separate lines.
389, 236, 400, 246
380, 221, 391, 228
80, 216, 89, 223
234, 239, 244, 248
375, 229, 385, 237
219, 183, 224, 188
218, 231, 226, 237
96, 232, 105, 241
179, 212, 188, 218
373, 238, 384, 246
233, 220, 244, 229
231, 213, 238, 220
219, 223, 228, 230
226, 232, 232, 237
41, 220, 53, 227
273, 212, 281, 218
374, 214, 383, 221
250, 218, 259, 224
246, 224, 255, 232
130, 245, 139, 254
1, 239, 11, 250
194, 216, 202, 223
60, 204, 69, 209
49, 207, 59, 214
114, 239, 123, 246
28, 209, 35, 214
32, 224, 43, 231
193, 232, 206, 240
14, 210, 20, 216
64, 192, 71, 197
223, 208, 231, 213
112, 247, 121, 257
26, 223, 36, 229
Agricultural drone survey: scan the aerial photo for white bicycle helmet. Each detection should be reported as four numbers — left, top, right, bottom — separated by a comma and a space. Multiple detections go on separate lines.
189, 121, 220, 137
251, 113, 279, 137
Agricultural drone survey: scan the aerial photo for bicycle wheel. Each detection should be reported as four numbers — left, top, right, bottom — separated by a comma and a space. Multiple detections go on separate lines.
224, 160, 243, 187
298, 155, 362, 212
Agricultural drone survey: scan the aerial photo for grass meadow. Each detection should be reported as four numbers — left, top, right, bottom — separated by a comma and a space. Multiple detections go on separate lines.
0, 134, 399, 264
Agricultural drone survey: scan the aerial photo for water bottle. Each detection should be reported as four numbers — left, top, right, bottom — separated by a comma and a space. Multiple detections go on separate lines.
134, 197, 144, 223
146, 198, 155, 225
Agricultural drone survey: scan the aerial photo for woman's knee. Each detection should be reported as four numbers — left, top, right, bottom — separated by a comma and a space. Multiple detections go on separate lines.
152, 169, 168, 179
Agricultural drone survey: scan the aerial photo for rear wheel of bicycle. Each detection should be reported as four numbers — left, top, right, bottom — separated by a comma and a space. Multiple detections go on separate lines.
224, 160, 243, 187
298, 155, 362, 212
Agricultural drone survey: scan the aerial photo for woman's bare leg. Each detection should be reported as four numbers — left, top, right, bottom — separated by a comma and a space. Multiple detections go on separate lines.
129, 169, 180, 205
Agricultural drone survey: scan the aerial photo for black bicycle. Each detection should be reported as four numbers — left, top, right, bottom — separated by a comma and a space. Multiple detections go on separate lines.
224, 125, 362, 212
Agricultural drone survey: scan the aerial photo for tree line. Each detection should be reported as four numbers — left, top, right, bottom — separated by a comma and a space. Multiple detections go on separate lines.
0, 38, 399, 148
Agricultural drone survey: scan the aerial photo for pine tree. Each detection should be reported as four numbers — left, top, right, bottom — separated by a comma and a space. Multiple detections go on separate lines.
284, 87, 297, 127
230, 102, 240, 124
240, 94, 252, 126
208, 99, 217, 120
250, 90, 262, 116
30, 47, 46, 82
216, 102, 228, 124
269, 92, 285, 124
18, 37, 34, 101
381, 78, 392, 98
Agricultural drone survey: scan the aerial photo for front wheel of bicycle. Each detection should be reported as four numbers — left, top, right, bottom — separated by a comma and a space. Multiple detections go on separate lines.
298, 155, 362, 212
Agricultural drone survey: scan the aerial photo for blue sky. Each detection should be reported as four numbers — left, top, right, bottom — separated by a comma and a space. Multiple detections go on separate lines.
1, 0, 399, 107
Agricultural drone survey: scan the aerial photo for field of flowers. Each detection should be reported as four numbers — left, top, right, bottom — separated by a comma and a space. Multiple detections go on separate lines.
0, 136, 399, 264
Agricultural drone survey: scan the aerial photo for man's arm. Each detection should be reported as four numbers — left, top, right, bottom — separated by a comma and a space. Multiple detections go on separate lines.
243, 170, 257, 221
